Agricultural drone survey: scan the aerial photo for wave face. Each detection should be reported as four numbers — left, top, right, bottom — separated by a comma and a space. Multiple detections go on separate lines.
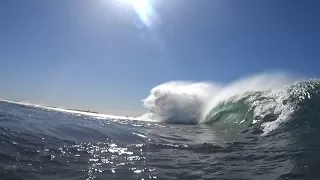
140, 73, 320, 135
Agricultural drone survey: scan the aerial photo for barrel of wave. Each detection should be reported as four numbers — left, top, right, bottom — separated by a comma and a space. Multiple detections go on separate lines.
203, 92, 259, 128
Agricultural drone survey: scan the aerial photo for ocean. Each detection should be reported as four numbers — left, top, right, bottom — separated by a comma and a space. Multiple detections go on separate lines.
1, 74, 320, 180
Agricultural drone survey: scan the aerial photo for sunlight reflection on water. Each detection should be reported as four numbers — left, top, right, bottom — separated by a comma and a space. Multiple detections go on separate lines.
57, 142, 157, 180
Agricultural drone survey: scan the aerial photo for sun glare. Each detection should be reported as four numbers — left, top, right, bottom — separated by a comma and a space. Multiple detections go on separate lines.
117, 0, 145, 6
115, 0, 156, 28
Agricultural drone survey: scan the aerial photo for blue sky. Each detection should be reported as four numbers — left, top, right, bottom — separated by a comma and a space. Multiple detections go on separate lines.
0, 0, 319, 116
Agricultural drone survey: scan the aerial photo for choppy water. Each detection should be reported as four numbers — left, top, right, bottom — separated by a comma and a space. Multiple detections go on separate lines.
2, 78, 320, 180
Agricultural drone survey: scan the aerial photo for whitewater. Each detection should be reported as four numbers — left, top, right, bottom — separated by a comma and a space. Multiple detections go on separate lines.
1, 72, 320, 180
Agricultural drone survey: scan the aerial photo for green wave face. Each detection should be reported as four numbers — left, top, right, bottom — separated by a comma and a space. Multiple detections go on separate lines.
204, 93, 258, 129
203, 80, 320, 136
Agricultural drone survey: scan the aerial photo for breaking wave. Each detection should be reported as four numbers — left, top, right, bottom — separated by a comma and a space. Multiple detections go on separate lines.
140, 73, 320, 135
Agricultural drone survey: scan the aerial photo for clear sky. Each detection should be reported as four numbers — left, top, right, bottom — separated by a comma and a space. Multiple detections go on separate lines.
0, 0, 319, 116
